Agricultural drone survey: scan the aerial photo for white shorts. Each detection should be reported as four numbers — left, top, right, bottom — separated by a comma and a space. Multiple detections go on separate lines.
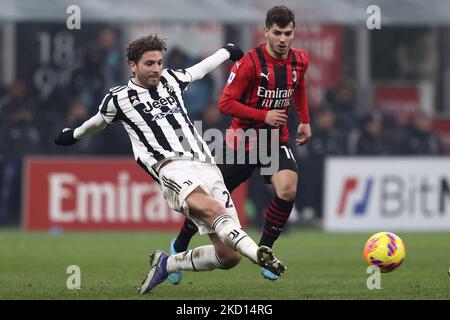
158, 159, 241, 235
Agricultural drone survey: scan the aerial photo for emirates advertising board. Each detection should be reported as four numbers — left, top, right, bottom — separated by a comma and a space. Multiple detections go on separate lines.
24, 157, 247, 231
324, 157, 450, 232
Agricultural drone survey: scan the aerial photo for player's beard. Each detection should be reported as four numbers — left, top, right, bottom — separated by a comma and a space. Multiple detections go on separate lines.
267, 36, 292, 59
145, 74, 160, 88
269, 41, 290, 59
136, 71, 160, 88
276, 43, 289, 55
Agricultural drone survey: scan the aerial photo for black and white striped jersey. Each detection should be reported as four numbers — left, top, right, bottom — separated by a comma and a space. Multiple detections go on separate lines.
98, 68, 214, 179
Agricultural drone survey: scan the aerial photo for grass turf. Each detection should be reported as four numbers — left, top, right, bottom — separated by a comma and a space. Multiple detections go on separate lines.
0, 229, 449, 300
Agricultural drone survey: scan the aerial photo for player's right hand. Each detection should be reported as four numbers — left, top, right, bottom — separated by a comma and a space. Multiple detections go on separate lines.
54, 128, 79, 146
223, 43, 244, 61
264, 110, 288, 127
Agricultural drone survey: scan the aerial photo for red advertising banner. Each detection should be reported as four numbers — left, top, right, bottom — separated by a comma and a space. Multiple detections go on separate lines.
374, 84, 420, 125
24, 157, 247, 231
252, 25, 343, 107
433, 119, 450, 155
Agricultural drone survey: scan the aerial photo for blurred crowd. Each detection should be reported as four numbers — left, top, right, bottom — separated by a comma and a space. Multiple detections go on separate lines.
0, 28, 445, 226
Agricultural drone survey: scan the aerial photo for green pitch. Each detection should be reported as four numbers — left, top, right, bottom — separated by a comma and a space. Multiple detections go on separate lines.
0, 228, 449, 300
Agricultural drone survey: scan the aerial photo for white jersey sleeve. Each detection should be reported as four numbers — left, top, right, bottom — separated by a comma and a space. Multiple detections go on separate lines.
73, 112, 108, 139
165, 48, 229, 92
98, 91, 118, 124
185, 48, 229, 81
167, 69, 192, 91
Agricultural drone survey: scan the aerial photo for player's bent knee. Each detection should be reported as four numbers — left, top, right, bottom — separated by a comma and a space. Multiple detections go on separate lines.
218, 251, 242, 270
277, 186, 297, 202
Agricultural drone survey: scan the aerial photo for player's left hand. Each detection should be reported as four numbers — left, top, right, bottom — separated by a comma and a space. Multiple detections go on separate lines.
54, 128, 79, 146
223, 43, 244, 61
296, 123, 312, 146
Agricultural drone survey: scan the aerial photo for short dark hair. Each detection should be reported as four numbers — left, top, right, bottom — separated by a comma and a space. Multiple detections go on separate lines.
265, 6, 295, 28
126, 34, 167, 63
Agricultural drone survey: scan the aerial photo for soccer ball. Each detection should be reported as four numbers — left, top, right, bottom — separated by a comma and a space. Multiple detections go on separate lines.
363, 232, 406, 273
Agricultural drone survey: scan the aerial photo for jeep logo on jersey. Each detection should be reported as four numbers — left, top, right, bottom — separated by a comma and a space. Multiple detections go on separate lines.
142, 96, 177, 114
151, 106, 182, 121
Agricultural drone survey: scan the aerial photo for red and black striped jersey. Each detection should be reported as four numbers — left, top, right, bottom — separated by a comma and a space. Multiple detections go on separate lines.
219, 44, 309, 149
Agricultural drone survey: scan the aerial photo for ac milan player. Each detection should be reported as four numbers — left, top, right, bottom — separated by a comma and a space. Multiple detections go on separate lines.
169, 5, 311, 283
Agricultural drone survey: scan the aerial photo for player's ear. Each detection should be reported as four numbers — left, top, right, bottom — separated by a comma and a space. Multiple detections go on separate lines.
129, 61, 137, 73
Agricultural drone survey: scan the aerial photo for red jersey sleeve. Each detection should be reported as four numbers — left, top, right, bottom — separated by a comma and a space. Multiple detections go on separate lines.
218, 54, 268, 122
293, 50, 310, 124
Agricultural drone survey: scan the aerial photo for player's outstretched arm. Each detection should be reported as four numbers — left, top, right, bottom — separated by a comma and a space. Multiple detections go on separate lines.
54, 112, 108, 146
186, 44, 243, 81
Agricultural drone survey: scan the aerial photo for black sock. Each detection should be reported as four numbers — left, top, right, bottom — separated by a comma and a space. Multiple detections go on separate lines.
173, 218, 198, 252
259, 195, 294, 248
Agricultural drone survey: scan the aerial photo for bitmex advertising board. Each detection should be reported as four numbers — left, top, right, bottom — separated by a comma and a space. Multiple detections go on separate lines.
24, 157, 247, 231
324, 157, 450, 232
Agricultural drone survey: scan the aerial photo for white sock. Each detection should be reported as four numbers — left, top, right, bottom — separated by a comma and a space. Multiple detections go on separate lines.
211, 214, 258, 263
166, 245, 225, 272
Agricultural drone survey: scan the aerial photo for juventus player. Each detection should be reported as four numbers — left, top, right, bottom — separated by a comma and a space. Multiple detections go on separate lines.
54, 34, 286, 294
170, 6, 311, 283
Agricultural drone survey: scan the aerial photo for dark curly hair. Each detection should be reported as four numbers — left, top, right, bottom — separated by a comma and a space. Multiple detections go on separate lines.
265, 6, 295, 28
126, 34, 167, 63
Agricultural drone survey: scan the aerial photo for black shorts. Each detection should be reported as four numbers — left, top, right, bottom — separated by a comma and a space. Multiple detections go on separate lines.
217, 142, 298, 192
